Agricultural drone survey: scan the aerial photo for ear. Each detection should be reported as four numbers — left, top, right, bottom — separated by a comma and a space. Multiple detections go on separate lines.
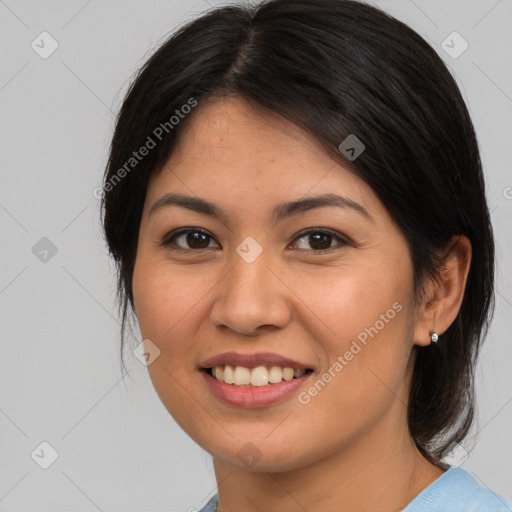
413, 235, 472, 347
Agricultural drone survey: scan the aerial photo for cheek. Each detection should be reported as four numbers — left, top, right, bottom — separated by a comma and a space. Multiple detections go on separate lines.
132, 251, 206, 358
294, 265, 407, 349
131, 252, 212, 428
293, 265, 413, 405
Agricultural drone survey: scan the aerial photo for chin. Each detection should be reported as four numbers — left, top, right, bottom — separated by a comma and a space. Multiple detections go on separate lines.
204, 436, 319, 473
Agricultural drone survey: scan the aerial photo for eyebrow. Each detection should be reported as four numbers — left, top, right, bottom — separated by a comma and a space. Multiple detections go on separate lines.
149, 192, 373, 223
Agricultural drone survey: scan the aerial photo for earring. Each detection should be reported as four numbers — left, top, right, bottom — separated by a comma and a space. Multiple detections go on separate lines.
430, 331, 439, 343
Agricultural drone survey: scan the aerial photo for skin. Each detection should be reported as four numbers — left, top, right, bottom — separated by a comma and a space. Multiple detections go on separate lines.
132, 96, 472, 511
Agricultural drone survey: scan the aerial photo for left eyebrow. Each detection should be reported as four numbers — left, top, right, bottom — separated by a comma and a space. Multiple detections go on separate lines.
272, 193, 373, 223
148, 193, 373, 223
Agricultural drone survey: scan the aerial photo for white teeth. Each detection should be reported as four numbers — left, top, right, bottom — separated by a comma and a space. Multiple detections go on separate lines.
223, 364, 235, 384
233, 366, 251, 385
214, 366, 224, 382
250, 366, 269, 386
210, 365, 310, 386
268, 366, 283, 383
282, 367, 294, 381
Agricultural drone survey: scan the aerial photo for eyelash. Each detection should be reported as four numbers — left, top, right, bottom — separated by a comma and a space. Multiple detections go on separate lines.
161, 227, 350, 254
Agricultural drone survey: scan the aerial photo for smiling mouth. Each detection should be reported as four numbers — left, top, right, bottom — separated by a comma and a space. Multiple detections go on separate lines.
205, 365, 314, 387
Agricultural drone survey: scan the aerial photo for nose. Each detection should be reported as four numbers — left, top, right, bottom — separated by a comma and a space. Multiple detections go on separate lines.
209, 249, 292, 336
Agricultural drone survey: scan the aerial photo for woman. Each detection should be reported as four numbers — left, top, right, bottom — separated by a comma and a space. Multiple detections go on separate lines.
100, 0, 510, 510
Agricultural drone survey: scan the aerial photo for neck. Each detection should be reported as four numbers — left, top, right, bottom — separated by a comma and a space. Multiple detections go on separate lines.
212, 400, 445, 512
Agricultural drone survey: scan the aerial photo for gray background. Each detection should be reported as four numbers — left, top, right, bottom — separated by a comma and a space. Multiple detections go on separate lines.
0, 0, 511, 510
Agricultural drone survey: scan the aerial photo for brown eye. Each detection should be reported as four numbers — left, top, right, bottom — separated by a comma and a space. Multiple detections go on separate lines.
291, 229, 348, 252
308, 232, 333, 250
163, 229, 219, 250
184, 231, 211, 249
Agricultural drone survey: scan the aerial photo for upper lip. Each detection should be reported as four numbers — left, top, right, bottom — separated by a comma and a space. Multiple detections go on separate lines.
199, 352, 313, 370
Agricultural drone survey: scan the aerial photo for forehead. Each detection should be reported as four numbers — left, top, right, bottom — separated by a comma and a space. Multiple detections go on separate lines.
144, 96, 382, 221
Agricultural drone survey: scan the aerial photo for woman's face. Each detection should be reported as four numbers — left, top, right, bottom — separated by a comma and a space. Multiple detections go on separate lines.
133, 96, 420, 472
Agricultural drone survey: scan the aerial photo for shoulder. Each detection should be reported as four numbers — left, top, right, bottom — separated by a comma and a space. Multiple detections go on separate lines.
403, 466, 512, 512
197, 494, 218, 512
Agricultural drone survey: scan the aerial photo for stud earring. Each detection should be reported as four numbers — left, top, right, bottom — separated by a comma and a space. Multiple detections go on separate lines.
430, 331, 439, 343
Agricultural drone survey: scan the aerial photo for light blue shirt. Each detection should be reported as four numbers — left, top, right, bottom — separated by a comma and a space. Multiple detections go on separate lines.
198, 466, 511, 511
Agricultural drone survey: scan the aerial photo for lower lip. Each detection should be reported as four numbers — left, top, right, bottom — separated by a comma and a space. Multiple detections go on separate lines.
201, 370, 314, 408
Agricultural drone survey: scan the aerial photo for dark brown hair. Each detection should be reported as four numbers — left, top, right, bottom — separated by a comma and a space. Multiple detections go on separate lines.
101, 0, 495, 464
